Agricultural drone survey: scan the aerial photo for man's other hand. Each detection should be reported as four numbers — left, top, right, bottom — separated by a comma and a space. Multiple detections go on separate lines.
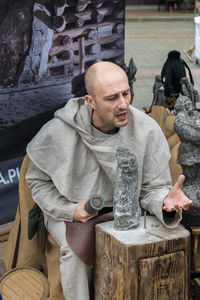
163, 175, 192, 212
73, 200, 98, 223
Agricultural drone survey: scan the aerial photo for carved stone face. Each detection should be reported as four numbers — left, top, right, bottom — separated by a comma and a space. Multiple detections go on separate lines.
174, 96, 193, 114
116, 147, 137, 173
117, 156, 135, 173
185, 100, 193, 112
86, 65, 131, 133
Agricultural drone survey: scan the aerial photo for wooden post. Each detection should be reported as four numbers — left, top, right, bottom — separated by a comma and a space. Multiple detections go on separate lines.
55, 0, 67, 16
78, 37, 85, 74
52, 21, 117, 39
191, 278, 200, 300
94, 216, 190, 300
48, 48, 123, 68
76, 0, 90, 12
191, 227, 200, 273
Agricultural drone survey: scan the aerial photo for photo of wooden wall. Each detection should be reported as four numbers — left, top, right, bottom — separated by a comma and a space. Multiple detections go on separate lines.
0, 0, 125, 226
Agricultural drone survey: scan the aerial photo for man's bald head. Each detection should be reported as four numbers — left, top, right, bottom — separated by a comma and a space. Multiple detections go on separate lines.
84, 61, 127, 98
84, 61, 131, 133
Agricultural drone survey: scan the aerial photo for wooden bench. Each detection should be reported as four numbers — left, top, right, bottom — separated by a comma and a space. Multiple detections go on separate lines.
4, 155, 64, 299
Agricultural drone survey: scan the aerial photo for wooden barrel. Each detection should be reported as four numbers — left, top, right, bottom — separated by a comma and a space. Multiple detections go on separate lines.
0, 267, 49, 300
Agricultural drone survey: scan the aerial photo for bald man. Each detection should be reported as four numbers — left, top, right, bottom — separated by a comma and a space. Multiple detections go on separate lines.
26, 61, 192, 300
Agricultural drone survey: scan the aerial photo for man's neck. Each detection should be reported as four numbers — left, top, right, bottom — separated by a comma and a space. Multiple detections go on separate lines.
91, 122, 119, 134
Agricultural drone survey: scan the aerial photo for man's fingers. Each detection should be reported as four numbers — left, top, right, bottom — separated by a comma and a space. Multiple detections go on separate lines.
73, 200, 98, 222
163, 205, 174, 212
82, 212, 98, 223
182, 199, 192, 210
163, 204, 181, 212
183, 206, 189, 211
87, 212, 98, 220
174, 203, 182, 212
163, 199, 192, 213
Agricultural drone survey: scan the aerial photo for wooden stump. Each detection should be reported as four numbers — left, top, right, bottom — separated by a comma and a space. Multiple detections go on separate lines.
0, 267, 49, 300
94, 216, 190, 300
191, 278, 200, 300
191, 227, 200, 274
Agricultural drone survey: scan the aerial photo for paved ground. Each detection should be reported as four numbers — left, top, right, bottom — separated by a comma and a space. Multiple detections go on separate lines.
124, 6, 200, 109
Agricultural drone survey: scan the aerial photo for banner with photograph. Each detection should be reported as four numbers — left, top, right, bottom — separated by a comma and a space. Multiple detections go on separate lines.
0, 0, 125, 225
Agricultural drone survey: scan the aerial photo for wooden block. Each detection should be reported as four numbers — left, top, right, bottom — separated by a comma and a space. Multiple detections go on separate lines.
139, 251, 185, 299
191, 227, 200, 273
94, 216, 190, 300
191, 278, 200, 300
0, 267, 49, 300
194, 278, 200, 288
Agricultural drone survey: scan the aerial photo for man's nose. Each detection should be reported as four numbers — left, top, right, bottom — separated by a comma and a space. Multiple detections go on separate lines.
118, 95, 128, 109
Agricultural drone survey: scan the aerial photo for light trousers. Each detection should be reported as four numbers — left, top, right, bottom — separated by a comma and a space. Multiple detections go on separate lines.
44, 214, 92, 300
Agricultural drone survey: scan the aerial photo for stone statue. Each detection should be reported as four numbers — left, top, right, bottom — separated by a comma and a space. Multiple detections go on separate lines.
180, 77, 200, 109
149, 74, 165, 112
174, 95, 200, 206
113, 147, 141, 231
122, 58, 137, 104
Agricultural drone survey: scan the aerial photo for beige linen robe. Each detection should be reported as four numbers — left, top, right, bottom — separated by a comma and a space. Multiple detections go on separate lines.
26, 98, 181, 227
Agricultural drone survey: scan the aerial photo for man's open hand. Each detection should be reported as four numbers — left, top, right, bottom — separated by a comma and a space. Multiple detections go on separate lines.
73, 200, 98, 223
163, 175, 192, 212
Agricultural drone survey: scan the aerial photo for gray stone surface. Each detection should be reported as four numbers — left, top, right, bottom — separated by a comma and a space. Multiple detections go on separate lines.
174, 95, 200, 205
96, 216, 190, 245
113, 147, 141, 231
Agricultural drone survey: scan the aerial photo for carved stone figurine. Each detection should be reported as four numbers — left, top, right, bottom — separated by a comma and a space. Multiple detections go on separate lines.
113, 147, 141, 230
174, 95, 200, 206
122, 57, 137, 104
149, 74, 165, 112
180, 77, 200, 109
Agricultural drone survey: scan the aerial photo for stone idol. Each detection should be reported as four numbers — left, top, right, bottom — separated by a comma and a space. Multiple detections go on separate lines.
174, 95, 200, 206
150, 74, 165, 111
113, 147, 141, 230
180, 77, 200, 109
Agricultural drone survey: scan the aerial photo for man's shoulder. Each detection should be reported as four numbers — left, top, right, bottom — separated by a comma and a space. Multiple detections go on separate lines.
127, 106, 168, 148
27, 97, 87, 151
32, 97, 83, 137
129, 106, 161, 129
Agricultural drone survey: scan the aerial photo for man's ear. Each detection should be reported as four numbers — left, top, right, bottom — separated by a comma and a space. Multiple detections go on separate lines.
85, 94, 96, 109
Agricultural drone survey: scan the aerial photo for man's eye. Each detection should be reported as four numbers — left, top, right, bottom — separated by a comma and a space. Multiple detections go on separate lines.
108, 97, 117, 101
123, 91, 130, 96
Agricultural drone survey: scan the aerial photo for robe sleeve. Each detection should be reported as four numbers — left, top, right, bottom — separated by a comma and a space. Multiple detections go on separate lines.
139, 165, 182, 228
25, 159, 76, 222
